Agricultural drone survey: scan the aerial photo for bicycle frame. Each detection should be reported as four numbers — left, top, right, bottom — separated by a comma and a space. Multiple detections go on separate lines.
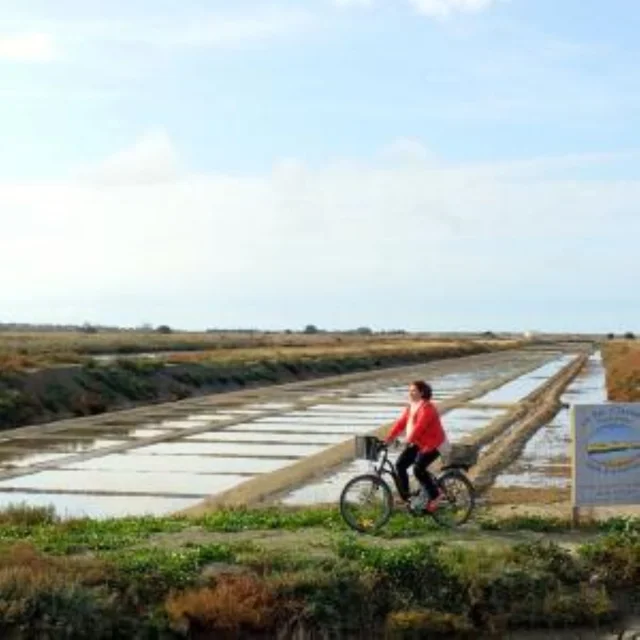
371, 444, 399, 488
370, 440, 465, 498
370, 442, 434, 498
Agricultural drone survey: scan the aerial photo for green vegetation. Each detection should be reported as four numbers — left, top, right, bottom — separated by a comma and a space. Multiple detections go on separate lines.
0, 504, 638, 637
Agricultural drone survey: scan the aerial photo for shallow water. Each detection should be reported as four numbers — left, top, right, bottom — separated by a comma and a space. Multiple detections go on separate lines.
278, 356, 573, 506
227, 422, 379, 436
126, 428, 175, 439
0, 469, 249, 497
184, 431, 348, 445
0, 438, 124, 453
470, 355, 576, 405
494, 352, 606, 489
0, 440, 127, 469
493, 473, 570, 489
133, 441, 325, 458
281, 455, 403, 506
0, 350, 558, 518
442, 406, 508, 440
0, 451, 74, 468
0, 491, 199, 519
256, 414, 390, 423
62, 452, 289, 474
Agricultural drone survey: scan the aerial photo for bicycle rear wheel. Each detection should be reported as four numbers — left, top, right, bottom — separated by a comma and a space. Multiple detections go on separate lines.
431, 469, 475, 528
339, 474, 393, 534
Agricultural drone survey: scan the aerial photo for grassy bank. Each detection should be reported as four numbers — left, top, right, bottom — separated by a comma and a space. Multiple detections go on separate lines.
0, 504, 637, 638
0, 338, 519, 431
0, 331, 511, 371
602, 341, 640, 401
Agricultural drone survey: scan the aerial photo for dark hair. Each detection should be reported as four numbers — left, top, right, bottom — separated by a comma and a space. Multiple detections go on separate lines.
411, 380, 432, 400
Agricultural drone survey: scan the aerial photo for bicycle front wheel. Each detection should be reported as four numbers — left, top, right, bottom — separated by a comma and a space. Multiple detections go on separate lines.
339, 474, 393, 534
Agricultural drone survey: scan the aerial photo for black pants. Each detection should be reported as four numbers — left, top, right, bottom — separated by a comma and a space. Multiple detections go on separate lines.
395, 445, 440, 501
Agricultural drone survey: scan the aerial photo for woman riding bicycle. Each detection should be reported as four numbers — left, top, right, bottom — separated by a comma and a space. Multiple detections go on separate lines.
384, 380, 448, 513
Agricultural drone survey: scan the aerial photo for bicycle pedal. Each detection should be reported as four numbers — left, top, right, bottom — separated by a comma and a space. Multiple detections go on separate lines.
406, 504, 419, 516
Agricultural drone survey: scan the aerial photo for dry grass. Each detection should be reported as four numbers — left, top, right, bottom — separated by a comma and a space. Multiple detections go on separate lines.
541, 464, 571, 478
386, 610, 473, 636
0, 543, 111, 590
165, 574, 276, 635
165, 338, 508, 365
0, 503, 57, 527
486, 486, 571, 505
0, 331, 520, 372
602, 340, 640, 401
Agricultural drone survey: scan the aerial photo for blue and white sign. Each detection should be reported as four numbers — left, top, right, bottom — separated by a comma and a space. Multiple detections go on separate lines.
572, 404, 640, 507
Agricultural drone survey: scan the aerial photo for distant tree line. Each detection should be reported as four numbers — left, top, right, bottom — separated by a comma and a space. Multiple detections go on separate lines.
607, 332, 636, 340
10, 322, 621, 340
0, 322, 410, 336
302, 324, 392, 335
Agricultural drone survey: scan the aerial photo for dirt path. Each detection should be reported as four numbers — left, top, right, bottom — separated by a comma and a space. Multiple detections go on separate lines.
139, 519, 602, 556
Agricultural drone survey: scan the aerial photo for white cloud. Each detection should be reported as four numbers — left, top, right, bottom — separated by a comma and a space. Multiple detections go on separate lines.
409, 0, 496, 18
80, 130, 183, 186
333, 0, 373, 8
379, 138, 438, 166
1, 7, 313, 61
0, 32, 57, 62
1, 133, 639, 328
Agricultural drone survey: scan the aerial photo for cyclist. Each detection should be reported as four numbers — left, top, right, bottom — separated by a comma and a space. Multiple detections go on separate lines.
383, 380, 447, 513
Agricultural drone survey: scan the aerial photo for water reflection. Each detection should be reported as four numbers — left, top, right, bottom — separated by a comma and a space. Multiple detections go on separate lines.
0, 349, 563, 518
0, 469, 250, 497
495, 352, 606, 489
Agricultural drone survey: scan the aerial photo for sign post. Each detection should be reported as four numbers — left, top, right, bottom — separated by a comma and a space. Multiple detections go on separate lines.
572, 403, 640, 524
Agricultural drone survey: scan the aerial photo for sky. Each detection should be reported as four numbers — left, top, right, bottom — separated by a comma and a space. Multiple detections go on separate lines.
1, 0, 639, 333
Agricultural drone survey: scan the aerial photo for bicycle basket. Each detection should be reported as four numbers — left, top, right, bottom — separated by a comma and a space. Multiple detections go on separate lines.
354, 435, 380, 461
442, 443, 478, 468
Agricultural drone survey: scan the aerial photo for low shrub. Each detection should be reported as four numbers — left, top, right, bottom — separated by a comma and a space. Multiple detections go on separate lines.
541, 585, 615, 627
0, 544, 141, 639
0, 508, 636, 636
508, 540, 587, 585
578, 531, 640, 589
165, 574, 276, 637
0, 503, 58, 527
112, 544, 237, 603
386, 609, 474, 638
336, 537, 464, 612
270, 565, 389, 634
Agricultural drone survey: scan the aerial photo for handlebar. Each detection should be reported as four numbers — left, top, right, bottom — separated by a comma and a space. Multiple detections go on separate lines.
377, 438, 402, 450
355, 435, 397, 463
375, 437, 403, 456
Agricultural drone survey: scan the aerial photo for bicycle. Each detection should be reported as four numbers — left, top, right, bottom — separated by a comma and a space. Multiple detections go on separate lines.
339, 435, 477, 534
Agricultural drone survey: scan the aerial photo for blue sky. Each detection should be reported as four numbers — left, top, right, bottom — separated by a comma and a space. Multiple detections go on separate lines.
1, 0, 639, 332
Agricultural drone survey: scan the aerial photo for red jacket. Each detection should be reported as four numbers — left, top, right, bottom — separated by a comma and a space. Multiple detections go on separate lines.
385, 401, 445, 453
